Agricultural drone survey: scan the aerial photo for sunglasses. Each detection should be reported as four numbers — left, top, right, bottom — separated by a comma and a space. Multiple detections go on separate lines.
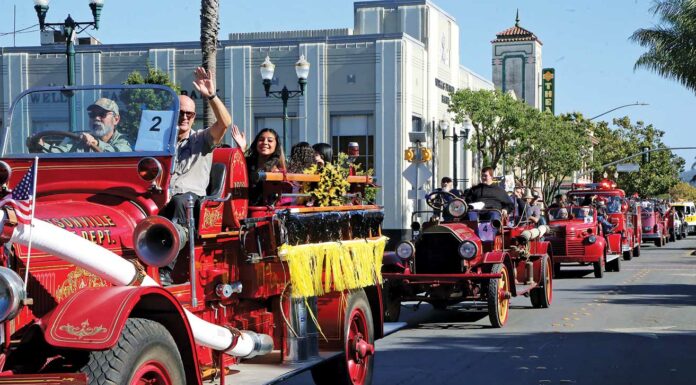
179, 110, 196, 119
88, 110, 113, 119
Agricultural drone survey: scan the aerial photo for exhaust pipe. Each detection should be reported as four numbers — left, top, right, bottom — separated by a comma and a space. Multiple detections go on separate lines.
0, 210, 272, 358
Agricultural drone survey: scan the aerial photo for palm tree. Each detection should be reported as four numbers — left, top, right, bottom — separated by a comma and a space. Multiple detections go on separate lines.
200, 0, 220, 127
631, 0, 696, 93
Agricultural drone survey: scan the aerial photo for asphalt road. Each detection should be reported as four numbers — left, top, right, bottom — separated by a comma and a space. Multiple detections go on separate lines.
281, 236, 696, 385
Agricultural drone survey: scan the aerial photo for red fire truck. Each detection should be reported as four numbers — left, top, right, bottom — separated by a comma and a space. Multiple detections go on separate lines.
0, 85, 387, 385
381, 191, 553, 328
546, 206, 621, 278
567, 180, 641, 261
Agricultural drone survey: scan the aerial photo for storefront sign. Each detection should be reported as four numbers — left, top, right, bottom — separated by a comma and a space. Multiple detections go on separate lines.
542, 68, 555, 114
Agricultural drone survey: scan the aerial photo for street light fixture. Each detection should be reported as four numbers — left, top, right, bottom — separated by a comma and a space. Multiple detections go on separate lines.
259, 55, 310, 154
33, 0, 105, 86
588, 102, 649, 121
34, 0, 104, 131
441, 117, 473, 189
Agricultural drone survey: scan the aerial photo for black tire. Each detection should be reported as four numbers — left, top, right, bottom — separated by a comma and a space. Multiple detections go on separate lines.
633, 243, 641, 257
81, 318, 185, 385
607, 255, 621, 272
487, 263, 510, 328
382, 281, 401, 322
593, 260, 604, 278
312, 289, 374, 385
530, 255, 552, 308
553, 263, 561, 278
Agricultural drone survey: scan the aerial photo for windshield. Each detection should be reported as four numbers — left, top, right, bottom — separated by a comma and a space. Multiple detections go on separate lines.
3, 85, 179, 157
548, 206, 595, 222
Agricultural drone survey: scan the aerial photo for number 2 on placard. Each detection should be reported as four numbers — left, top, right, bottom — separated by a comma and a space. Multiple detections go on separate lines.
150, 116, 162, 132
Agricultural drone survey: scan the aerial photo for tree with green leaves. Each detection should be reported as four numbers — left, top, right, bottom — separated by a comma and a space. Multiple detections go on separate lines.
592, 116, 684, 196
120, 66, 181, 140
631, 0, 696, 93
449, 89, 525, 171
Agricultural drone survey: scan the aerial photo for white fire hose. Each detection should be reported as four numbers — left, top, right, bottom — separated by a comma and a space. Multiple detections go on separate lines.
0, 212, 272, 358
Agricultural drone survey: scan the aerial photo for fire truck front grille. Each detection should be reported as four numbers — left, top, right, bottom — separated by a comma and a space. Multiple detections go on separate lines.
415, 234, 462, 274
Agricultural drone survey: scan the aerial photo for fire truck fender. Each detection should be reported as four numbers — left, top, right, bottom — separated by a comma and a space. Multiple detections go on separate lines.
42, 285, 200, 384
483, 251, 516, 296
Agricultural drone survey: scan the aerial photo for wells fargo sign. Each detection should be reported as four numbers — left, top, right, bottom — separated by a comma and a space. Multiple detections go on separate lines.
542, 68, 555, 114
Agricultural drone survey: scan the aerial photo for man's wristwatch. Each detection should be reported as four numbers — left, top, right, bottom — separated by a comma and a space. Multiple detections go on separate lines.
207, 94, 217, 101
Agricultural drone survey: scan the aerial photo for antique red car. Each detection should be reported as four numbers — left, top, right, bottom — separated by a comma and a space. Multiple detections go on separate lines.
567, 179, 640, 260
640, 200, 669, 246
381, 191, 553, 328
546, 206, 621, 278
0, 85, 387, 385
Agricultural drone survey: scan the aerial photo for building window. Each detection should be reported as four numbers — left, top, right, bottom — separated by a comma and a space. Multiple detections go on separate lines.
254, 116, 298, 148
330, 114, 374, 171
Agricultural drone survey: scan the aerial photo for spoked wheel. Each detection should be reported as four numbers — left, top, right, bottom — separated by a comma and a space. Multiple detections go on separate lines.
312, 290, 375, 385
530, 255, 552, 308
487, 263, 510, 328
81, 318, 184, 385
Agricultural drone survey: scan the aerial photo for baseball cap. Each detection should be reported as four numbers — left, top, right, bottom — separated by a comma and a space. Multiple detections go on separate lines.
87, 98, 119, 116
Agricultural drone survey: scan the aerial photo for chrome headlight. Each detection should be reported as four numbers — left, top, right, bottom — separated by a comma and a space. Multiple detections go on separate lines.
0, 267, 25, 322
586, 235, 597, 244
447, 199, 467, 218
395, 241, 415, 260
458, 241, 478, 259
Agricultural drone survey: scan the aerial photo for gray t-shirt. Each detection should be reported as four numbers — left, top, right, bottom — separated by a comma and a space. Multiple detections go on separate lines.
169, 129, 217, 197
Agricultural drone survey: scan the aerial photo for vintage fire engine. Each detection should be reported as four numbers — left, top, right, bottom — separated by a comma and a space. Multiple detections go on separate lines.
546, 206, 621, 278
0, 85, 387, 385
381, 191, 553, 328
640, 199, 669, 246
567, 180, 640, 261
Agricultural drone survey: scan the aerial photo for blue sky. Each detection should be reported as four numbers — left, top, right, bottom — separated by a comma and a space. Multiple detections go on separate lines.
1, 0, 694, 169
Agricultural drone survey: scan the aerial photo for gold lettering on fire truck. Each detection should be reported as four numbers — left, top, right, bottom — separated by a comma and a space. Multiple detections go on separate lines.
56, 267, 108, 301
46, 215, 117, 246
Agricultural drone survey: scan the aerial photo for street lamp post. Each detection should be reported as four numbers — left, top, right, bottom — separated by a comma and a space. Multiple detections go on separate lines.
34, 0, 104, 131
259, 55, 310, 155
588, 102, 649, 121
441, 118, 473, 189
34, 0, 104, 86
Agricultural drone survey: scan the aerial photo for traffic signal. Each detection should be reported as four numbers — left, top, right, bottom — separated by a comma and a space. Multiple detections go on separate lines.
404, 147, 416, 162
641, 146, 650, 163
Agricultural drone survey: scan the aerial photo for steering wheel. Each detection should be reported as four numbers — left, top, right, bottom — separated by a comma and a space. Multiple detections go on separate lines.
425, 191, 459, 210
27, 130, 102, 153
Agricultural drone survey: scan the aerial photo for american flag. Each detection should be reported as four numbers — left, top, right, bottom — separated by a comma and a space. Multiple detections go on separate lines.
0, 163, 36, 224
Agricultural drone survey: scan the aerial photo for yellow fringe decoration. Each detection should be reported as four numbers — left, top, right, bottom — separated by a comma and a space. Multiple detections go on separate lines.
278, 236, 388, 298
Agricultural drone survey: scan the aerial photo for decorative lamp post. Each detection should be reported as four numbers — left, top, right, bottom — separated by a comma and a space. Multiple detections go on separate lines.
34, 0, 104, 131
259, 55, 310, 154
34, 0, 104, 86
441, 118, 472, 189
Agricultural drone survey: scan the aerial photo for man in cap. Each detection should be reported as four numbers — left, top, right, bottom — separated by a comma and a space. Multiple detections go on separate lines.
35, 97, 131, 153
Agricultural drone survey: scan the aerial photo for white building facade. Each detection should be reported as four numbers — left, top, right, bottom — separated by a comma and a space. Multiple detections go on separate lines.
0, 0, 493, 243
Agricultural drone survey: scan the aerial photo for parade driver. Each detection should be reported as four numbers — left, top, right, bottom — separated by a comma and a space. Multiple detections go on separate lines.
35, 97, 132, 153
465, 166, 514, 214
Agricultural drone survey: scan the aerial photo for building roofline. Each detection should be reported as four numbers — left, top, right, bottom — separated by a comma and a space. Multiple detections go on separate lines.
1, 32, 422, 54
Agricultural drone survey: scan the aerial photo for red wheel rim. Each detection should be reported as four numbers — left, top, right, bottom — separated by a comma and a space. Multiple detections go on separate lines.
345, 306, 374, 385
130, 360, 173, 385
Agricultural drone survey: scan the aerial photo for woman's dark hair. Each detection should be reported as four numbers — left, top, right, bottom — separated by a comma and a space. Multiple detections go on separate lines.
246, 128, 286, 172
287, 142, 316, 173
312, 142, 333, 164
